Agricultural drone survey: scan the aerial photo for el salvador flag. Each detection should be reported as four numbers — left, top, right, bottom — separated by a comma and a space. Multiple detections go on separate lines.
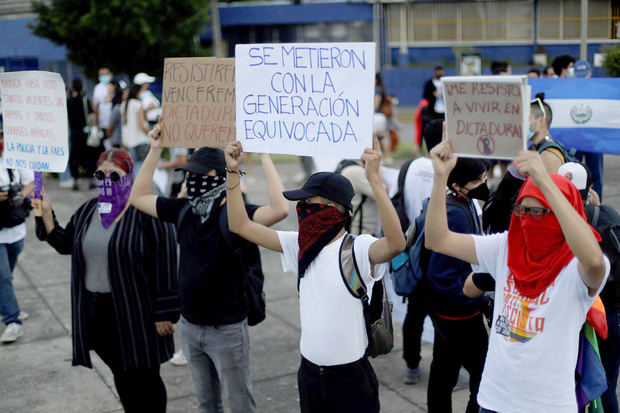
529, 78, 620, 155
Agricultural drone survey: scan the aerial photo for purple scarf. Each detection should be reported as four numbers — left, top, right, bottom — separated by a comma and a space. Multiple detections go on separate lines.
96, 174, 132, 228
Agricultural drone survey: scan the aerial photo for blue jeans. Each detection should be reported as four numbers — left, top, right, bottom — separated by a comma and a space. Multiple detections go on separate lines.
0, 239, 24, 326
181, 317, 256, 413
600, 307, 620, 413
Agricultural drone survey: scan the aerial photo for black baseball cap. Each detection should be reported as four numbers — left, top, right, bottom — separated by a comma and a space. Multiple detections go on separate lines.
283, 172, 354, 212
177, 147, 226, 175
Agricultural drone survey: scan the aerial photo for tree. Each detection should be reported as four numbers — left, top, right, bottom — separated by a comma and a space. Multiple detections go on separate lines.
602, 46, 620, 78
30, 0, 210, 79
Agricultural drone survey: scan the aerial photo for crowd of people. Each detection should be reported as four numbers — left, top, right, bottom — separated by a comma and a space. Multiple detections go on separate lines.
0, 55, 618, 413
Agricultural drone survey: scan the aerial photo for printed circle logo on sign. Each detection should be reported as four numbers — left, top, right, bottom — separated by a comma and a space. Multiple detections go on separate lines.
477, 135, 495, 155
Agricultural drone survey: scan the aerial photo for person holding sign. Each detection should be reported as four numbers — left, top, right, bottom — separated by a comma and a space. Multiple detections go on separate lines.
34, 149, 179, 413
0, 137, 34, 343
130, 126, 289, 413
425, 139, 608, 413
223, 138, 405, 413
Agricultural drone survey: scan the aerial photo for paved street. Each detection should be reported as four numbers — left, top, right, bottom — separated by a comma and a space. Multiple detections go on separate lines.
2, 153, 620, 412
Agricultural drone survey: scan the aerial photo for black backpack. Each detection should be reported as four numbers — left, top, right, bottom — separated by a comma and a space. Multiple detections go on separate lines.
391, 158, 415, 232
177, 203, 266, 326
586, 205, 620, 306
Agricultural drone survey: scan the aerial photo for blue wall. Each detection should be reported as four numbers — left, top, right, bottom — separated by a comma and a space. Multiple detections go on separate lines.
0, 18, 67, 65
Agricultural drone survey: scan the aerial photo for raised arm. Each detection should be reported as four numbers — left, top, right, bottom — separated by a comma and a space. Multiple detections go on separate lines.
251, 153, 289, 226
515, 150, 606, 295
129, 125, 161, 218
423, 140, 478, 265
225, 142, 283, 252
367, 137, 406, 265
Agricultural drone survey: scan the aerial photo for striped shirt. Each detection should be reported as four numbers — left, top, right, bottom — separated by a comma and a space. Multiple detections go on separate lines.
36, 199, 179, 371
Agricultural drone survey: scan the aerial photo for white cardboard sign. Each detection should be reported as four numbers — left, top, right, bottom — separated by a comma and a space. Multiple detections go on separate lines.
0, 71, 69, 172
442, 76, 529, 159
235, 43, 375, 158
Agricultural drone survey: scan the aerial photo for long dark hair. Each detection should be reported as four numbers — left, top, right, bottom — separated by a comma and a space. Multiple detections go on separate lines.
110, 80, 123, 106
123, 83, 142, 125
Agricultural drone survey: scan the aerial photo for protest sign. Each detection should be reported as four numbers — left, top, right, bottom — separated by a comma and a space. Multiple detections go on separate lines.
442, 76, 529, 159
160, 57, 235, 148
0, 71, 69, 172
235, 43, 375, 158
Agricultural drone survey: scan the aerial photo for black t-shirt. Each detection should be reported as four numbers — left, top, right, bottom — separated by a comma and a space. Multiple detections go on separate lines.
586, 204, 620, 307
156, 197, 259, 325
67, 94, 92, 131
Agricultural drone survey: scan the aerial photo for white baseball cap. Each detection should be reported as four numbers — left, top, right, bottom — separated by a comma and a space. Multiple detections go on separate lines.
558, 162, 591, 200
133, 72, 156, 85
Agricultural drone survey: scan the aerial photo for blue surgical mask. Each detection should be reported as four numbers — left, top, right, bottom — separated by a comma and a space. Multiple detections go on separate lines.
99, 75, 111, 84
527, 122, 537, 141
568, 67, 575, 78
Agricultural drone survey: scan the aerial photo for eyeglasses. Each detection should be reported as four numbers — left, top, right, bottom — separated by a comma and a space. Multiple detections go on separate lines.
512, 204, 552, 220
531, 98, 546, 119
94, 170, 122, 182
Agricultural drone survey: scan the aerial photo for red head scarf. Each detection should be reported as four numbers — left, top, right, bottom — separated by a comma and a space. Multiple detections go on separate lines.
507, 174, 601, 298
97, 148, 134, 174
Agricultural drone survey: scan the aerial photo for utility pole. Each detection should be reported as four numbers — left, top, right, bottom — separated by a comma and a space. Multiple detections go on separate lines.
212, 0, 224, 57
373, 0, 383, 71
580, 0, 588, 60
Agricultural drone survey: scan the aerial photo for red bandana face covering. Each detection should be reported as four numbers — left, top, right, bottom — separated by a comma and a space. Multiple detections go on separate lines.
507, 174, 601, 298
296, 201, 347, 277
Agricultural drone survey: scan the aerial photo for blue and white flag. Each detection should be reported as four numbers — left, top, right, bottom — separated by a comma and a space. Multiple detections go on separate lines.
529, 78, 620, 155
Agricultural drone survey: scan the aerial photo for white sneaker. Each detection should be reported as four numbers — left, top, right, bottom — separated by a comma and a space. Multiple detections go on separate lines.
19, 311, 29, 321
59, 179, 74, 189
169, 350, 187, 366
0, 323, 23, 343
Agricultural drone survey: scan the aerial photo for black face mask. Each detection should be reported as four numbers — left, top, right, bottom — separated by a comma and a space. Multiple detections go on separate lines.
464, 182, 490, 201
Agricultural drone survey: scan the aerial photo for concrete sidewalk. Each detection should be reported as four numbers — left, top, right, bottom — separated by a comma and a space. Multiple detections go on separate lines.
2, 156, 620, 412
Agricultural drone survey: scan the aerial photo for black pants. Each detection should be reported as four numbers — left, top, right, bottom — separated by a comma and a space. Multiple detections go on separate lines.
85, 291, 167, 413
428, 313, 488, 413
69, 129, 101, 180
403, 282, 429, 369
298, 356, 379, 413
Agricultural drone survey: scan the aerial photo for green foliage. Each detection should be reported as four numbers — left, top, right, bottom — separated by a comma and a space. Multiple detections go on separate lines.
30, 0, 210, 79
602, 46, 620, 78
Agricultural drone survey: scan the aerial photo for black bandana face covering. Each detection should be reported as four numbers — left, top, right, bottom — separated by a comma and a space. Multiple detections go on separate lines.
187, 173, 226, 223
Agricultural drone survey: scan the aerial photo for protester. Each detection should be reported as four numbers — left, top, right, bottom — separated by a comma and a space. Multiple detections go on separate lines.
490, 61, 511, 75
426, 157, 490, 413
543, 65, 556, 78
223, 137, 405, 413
425, 139, 609, 412
374, 73, 396, 163
34, 149, 179, 413
66, 78, 95, 190
121, 84, 150, 177
157, 148, 189, 198
559, 161, 620, 413
527, 67, 541, 78
552, 54, 576, 78
93, 67, 113, 137
337, 160, 380, 236
133, 72, 160, 128
0, 136, 34, 343
105, 80, 124, 149
483, 93, 570, 233
421, 65, 446, 139
393, 118, 442, 385
130, 125, 288, 413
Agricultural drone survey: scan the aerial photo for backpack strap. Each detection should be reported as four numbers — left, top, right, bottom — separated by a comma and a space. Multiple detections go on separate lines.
592, 206, 601, 228
446, 195, 477, 234
350, 195, 367, 235
339, 234, 367, 300
396, 158, 414, 196
338, 233, 374, 354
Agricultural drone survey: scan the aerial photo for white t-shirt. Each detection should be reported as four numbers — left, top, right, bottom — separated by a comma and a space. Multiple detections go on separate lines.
120, 99, 149, 149
140, 89, 161, 122
0, 166, 34, 244
277, 232, 387, 366
389, 157, 434, 224
93, 82, 112, 128
472, 232, 610, 413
